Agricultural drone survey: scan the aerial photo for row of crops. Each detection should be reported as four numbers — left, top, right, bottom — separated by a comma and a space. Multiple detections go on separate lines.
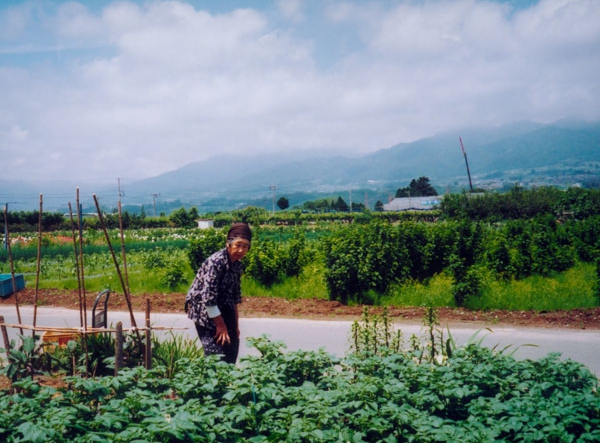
1, 313, 599, 442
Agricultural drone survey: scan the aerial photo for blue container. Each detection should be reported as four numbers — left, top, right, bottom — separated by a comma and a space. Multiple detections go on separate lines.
0, 274, 25, 298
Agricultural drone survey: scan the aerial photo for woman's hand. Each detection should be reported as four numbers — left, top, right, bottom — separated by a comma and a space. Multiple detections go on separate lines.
213, 316, 231, 346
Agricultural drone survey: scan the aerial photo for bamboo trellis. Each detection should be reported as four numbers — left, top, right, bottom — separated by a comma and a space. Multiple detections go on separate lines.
1, 189, 188, 375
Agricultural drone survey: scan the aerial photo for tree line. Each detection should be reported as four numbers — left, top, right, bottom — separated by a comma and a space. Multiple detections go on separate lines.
5, 186, 600, 233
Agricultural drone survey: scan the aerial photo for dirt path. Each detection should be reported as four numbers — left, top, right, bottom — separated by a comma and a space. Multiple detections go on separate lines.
2, 288, 600, 330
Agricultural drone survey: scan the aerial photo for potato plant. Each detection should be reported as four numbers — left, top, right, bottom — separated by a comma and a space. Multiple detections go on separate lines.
1, 334, 598, 443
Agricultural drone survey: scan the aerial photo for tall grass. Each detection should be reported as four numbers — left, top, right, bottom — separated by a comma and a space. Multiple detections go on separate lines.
385, 262, 597, 311
152, 332, 204, 379
385, 273, 455, 307
470, 262, 597, 311
242, 263, 328, 300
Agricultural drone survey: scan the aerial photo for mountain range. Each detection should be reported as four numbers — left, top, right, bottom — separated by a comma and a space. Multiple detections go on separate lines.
2, 119, 599, 214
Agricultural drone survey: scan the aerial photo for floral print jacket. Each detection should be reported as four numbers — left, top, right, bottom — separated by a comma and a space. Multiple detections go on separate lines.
185, 248, 243, 331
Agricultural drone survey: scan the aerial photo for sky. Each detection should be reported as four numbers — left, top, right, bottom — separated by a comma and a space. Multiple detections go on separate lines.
1, 0, 599, 186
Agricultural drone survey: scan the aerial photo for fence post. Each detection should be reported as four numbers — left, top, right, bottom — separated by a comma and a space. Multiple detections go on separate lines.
0, 316, 10, 357
115, 322, 123, 376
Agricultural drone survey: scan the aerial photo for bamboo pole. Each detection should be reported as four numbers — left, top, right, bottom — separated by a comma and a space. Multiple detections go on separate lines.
92, 194, 141, 345
72, 189, 90, 377
76, 189, 88, 331
3, 204, 23, 335
118, 201, 130, 294
68, 202, 85, 329
145, 298, 152, 369
32, 194, 43, 335
0, 322, 184, 333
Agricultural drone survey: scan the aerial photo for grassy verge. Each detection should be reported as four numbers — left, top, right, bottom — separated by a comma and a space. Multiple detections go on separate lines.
385, 262, 597, 311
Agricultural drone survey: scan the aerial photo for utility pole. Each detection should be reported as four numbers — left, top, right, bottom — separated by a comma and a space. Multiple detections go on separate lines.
269, 185, 277, 214
117, 177, 125, 204
349, 189, 352, 212
3, 203, 8, 251
2, 202, 20, 251
151, 193, 160, 217
459, 137, 474, 192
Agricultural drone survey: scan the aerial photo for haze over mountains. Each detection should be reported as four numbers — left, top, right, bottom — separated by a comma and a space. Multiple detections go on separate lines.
2, 119, 599, 214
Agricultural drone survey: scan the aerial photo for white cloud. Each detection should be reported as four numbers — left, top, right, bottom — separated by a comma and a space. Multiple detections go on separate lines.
277, 0, 305, 22
0, 0, 598, 184
55, 2, 104, 38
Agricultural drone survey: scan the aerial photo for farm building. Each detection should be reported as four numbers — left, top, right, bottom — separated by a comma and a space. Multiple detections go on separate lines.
383, 197, 441, 211
197, 219, 214, 229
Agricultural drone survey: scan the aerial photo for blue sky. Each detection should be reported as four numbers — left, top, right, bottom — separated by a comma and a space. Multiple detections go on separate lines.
1, 0, 598, 185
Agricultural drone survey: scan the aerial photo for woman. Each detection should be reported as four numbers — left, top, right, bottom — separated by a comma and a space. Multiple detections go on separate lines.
185, 222, 252, 364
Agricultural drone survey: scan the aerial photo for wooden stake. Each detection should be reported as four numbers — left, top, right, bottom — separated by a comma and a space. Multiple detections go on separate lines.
145, 298, 152, 370
33, 194, 43, 336
0, 315, 10, 357
118, 200, 130, 294
115, 321, 123, 376
3, 205, 23, 335
93, 194, 141, 345
76, 189, 88, 331
68, 202, 85, 329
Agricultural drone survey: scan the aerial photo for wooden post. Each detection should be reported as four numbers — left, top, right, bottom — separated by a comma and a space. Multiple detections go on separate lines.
33, 194, 43, 335
0, 315, 10, 357
68, 202, 85, 329
115, 322, 123, 376
145, 298, 152, 370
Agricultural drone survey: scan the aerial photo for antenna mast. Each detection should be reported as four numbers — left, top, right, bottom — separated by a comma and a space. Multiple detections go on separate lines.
459, 137, 474, 192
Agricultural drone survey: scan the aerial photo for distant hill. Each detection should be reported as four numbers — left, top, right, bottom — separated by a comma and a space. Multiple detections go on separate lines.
3, 119, 599, 213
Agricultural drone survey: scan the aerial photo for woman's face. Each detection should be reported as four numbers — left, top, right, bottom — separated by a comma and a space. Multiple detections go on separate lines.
226, 238, 251, 262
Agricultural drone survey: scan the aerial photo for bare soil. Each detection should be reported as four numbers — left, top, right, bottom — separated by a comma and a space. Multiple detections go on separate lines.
2, 288, 600, 330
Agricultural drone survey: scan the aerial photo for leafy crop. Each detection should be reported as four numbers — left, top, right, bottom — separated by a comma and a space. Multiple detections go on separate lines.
1, 333, 598, 443
1, 335, 48, 384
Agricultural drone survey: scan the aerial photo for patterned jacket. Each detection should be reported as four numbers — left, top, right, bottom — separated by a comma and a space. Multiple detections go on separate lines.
185, 248, 243, 331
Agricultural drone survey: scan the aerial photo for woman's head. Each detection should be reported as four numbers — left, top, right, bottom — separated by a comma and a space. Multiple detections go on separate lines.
227, 223, 252, 243
226, 223, 252, 262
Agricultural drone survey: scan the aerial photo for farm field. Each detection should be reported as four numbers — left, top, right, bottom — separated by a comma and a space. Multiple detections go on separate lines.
2, 213, 600, 441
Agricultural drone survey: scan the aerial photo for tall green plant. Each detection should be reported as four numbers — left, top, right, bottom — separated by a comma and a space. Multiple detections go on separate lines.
152, 332, 204, 379
349, 307, 405, 357
1, 335, 49, 386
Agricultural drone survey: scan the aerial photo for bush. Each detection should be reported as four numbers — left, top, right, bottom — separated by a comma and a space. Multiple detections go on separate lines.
187, 228, 227, 270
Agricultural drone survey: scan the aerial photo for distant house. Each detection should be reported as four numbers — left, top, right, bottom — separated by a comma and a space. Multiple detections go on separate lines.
197, 219, 214, 229
383, 197, 441, 211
